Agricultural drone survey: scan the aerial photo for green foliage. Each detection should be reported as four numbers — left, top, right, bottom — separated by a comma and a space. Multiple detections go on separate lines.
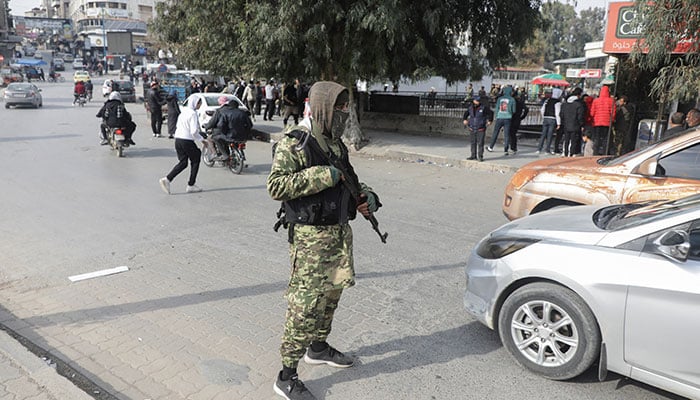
150, 0, 542, 86
630, 1, 700, 102
513, 3, 604, 68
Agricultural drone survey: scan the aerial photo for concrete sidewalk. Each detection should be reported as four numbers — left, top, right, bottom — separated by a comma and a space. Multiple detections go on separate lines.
0, 115, 547, 399
254, 117, 549, 173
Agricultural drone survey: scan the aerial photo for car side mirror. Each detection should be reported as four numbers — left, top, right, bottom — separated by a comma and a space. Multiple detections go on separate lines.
635, 154, 664, 177
653, 230, 689, 261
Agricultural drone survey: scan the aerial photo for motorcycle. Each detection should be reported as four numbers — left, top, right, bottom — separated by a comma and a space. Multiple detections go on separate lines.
202, 136, 247, 174
76, 93, 87, 107
107, 126, 128, 157
47, 73, 65, 83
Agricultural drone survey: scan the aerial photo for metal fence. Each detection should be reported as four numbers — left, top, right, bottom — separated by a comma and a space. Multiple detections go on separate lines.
411, 92, 544, 130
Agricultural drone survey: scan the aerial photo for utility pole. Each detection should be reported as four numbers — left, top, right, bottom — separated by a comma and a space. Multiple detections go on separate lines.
101, 8, 107, 66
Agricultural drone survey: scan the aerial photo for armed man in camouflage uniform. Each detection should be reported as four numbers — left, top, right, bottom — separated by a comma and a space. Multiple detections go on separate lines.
267, 81, 380, 400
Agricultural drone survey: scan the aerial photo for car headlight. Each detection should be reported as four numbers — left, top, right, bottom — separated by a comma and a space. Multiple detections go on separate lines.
476, 237, 539, 259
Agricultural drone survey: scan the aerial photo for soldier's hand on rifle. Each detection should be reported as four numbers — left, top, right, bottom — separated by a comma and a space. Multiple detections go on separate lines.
357, 193, 371, 217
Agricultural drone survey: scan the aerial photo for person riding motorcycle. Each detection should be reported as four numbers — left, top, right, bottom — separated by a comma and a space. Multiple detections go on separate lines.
96, 92, 137, 146
204, 96, 252, 160
73, 80, 86, 105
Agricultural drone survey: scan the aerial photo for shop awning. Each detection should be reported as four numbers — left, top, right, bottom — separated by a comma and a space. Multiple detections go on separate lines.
531, 73, 570, 87
13, 58, 47, 66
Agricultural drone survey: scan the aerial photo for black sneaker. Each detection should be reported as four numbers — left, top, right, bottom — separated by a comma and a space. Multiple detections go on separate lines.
304, 345, 354, 368
274, 372, 316, 400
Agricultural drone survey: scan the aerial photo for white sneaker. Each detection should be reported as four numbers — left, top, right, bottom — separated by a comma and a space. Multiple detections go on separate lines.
486, 146, 493, 152
186, 184, 202, 193
535, 150, 541, 154
159, 177, 170, 194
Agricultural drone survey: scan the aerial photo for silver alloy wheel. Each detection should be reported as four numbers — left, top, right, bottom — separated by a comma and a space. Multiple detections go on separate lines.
510, 300, 579, 367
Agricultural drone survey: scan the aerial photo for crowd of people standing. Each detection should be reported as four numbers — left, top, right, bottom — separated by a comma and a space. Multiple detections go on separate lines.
464, 82, 696, 160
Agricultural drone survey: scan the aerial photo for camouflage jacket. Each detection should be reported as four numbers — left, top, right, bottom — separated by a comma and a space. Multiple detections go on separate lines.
267, 125, 356, 291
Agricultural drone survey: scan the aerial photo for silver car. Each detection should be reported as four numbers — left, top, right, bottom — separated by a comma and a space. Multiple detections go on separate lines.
3, 82, 43, 109
464, 196, 700, 399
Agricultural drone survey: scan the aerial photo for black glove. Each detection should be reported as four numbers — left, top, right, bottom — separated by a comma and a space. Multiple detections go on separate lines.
200, 131, 208, 139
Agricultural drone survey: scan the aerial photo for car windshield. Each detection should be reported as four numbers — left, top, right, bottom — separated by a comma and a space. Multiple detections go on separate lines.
205, 96, 232, 106
598, 127, 700, 166
116, 82, 133, 89
593, 194, 700, 230
8, 84, 31, 90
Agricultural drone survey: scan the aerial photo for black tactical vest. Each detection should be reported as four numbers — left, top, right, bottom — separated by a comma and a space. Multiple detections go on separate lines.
283, 130, 358, 226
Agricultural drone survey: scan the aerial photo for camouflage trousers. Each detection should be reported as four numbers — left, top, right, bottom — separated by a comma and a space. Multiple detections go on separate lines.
280, 287, 343, 368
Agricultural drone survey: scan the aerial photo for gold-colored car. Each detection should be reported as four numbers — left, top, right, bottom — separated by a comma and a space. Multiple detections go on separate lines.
503, 127, 700, 220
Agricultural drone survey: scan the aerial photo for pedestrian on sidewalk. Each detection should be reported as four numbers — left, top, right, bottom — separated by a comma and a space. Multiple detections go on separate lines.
159, 99, 205, 194
265, 79, 276, 121
537, 88, 562, 155
487, 86, 516, 155
590, 85, 615, 155
463, 95, 493, 162
243, 80, 257, 122
559, 87, 585, 157
267, 81, 381, 400
508, 89, 529, 155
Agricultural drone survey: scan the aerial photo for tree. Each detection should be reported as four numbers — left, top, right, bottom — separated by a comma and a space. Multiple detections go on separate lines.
152, 0, 542, 86
630, 1, 700, 103
151, 0, 541, 147
513, 4, 604, 68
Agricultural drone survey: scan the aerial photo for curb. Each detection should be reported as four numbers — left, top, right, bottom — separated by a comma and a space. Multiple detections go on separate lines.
255, 129, 518, 173
0, 329, 93, 400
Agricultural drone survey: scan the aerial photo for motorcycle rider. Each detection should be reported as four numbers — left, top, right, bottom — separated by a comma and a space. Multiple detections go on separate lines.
73, 80, 86, 105
204, 96, 252, 160
96, 92, 137, 146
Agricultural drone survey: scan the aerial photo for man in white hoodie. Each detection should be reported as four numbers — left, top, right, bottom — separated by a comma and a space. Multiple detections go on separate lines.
159, 99, 206, 194
536, 88, 562, 155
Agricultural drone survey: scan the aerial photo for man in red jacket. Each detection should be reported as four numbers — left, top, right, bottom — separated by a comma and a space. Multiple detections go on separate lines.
589, 86, 616, 155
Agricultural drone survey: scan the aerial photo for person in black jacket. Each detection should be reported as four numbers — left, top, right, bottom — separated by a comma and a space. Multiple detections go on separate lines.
204, 97, 252, 160
96, 92, 136, 146
165, 90, 181, 139
508, 90, 529, 154
146, 81, 166, 137
559, 87, 586, 157
462, 96, 493, 161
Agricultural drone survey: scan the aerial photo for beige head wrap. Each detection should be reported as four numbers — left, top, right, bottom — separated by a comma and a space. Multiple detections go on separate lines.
308, 81, 348, 135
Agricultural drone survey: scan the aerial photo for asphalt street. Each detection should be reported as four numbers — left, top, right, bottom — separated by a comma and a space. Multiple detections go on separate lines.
0, 72, 684, 400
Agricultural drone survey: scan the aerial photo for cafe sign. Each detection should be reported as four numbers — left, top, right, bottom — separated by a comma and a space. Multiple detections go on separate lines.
603, 1, 693, 54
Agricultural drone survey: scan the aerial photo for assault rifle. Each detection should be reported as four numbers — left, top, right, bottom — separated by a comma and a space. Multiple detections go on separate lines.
303, 132, 388, 244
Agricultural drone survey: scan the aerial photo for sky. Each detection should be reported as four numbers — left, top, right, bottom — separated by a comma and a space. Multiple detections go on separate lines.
9, 0, 39, 15
9, 0, 613, 15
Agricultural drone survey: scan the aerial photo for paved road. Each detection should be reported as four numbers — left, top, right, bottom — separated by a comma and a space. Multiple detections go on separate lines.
0, 75, 683, 399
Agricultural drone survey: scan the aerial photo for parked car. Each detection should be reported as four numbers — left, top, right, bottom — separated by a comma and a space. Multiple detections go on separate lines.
73, 70, 90, 82
465, 196, 700, 399
502, 127, 700, 220
3, 82, 43, 108
111, 80, 136, 103
72, 57, 85, 70
1, 68, 23, 86
52, 58, 65, 71
182, 93, 250, 131
62, 54, 74, 63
